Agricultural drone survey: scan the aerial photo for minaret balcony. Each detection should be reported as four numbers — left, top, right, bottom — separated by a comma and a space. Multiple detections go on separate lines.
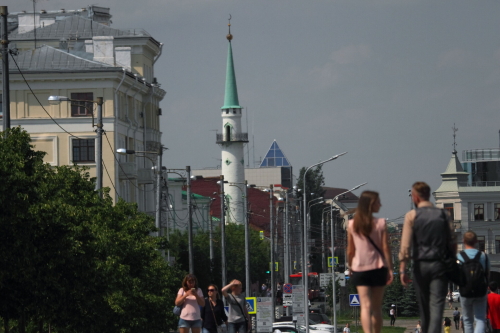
216, 133, 249, 144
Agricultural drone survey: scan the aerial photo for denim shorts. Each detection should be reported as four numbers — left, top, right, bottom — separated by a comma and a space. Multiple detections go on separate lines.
178, 318, 202, 328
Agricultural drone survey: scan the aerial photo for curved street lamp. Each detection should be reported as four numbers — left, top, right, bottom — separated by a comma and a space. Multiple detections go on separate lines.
303, 152, 347, 333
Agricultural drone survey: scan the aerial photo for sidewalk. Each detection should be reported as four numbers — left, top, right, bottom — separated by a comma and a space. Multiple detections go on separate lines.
381, 301, 461, 333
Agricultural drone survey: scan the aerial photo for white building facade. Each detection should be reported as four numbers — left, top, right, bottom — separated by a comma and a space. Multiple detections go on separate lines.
434, 149, 500, 254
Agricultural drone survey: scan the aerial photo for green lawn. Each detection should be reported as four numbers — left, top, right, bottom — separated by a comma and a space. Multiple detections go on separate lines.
357, 327, 406, 333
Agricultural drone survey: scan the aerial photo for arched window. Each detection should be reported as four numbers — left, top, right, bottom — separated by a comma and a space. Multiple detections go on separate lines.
225, 125, 231, 141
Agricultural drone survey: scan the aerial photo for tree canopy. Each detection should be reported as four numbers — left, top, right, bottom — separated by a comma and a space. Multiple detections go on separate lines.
0, 128, 183, 333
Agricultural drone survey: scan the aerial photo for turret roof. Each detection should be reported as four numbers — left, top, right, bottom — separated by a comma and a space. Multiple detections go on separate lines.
221, 40, 241, 109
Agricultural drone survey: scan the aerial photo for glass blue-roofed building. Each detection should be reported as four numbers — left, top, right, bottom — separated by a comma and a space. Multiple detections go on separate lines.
192, 140, 293, 189
260, 140, 291, 168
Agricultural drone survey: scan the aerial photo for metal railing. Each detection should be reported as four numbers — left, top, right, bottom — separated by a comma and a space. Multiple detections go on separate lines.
462, 148, 500, 162
216, 133, 249, 143
458, 181, 500, 187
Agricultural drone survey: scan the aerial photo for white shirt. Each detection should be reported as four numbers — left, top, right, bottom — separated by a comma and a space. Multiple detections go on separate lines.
343, 327, 350, 333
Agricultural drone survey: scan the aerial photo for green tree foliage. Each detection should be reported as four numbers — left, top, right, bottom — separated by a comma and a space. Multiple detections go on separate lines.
325, 277, 341, 310
383, 268, 404, 317
168, 224, 270, 292
296, 166, 325, 272
0, 128, 182, 333
400, 282, 419, 317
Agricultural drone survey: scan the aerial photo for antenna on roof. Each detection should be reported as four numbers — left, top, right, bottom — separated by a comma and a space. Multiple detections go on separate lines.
32, 0, 38, 49
452, 123, 458, 154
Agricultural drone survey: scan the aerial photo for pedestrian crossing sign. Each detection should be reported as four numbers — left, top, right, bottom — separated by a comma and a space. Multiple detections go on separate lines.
245, 297, 257, 314
349, 294, 360, 307
327, 257, 339, 267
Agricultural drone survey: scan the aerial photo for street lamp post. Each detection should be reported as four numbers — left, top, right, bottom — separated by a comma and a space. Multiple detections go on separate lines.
229, 181, 250, 295
329, 182, 367, 332
219, 175, 228, 293
303, 152, 347, 333
269, 184, 275, 325
116, 148, 163, 235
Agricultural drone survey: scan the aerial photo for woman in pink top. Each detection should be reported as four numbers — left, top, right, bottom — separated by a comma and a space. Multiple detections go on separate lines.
347, 191, 393, 333
175, 274, 205, 333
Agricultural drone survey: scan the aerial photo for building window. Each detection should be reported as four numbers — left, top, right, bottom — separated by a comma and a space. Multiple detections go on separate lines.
72, 139, 95, 163
444, 203, 454, 220
0, 93, 2, 118
71, 92, 94, 117
495, 203, 500, 220
496, 236, 500, 254
477, 236, 485, 252
474, 204, 484, 220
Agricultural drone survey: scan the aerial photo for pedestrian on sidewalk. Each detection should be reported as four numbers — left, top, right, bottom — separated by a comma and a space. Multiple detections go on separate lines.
399, 182, 456, 333
221, 279, 251, 333
389, 305, 396, 326
458, 231, 490, 333
347, 190, 394, 333
415, 320, 422, 333
343, 323, 350, 333
444, 317, 452, 333
175, 274, 205, 333
453, 307, 461, 329
487, 281, 500, 332
201, 284, 228, 333
448, 291, 454, 309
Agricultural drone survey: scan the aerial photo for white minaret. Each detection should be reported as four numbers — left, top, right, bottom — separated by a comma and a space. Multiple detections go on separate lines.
217, 21, 247, 225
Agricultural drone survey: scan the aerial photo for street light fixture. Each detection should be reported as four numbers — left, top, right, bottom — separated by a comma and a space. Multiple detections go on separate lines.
303, 152, 347, 333
49, 95, 104, 197
229, 181, 250, 296
116, 148, 164, 240
329, 181, 367, 331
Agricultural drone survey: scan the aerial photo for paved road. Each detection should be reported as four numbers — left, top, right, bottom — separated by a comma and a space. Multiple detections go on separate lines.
381, 301, 462, 333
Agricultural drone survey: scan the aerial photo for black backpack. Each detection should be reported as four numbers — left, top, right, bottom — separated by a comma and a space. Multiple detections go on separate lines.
459, 251, 488, 298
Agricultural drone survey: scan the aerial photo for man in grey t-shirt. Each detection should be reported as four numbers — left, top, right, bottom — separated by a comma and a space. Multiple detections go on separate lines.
221, 280, 250, 333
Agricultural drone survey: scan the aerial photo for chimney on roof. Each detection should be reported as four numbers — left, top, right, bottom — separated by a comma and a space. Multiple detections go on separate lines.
85, 40, 93, 53
115, 47, 131, 71
92, 36, 114, 66
18, 12, 40, 34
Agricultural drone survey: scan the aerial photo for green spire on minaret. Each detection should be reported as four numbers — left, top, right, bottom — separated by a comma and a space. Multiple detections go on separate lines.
222, 18, 241, 109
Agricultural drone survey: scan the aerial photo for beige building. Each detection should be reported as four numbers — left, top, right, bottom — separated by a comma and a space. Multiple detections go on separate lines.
1, 7, 166, 215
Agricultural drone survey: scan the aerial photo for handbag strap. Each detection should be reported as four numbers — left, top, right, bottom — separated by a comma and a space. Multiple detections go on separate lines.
230, 294, 248, 322
209, 298, 220, 327
367, 235, 384, 258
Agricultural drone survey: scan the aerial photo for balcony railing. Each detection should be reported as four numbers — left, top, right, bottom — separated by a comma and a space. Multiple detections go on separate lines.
458, 181, 500, 187
216, 133, 249, 144
462, 148, 500, 162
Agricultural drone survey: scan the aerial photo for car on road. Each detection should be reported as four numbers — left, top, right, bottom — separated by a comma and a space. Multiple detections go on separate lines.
275, 317, 338, 333
273, 322, 330, 333
452, 290, 460, 302
309, 313, 331, 325
318, 288, 326, 299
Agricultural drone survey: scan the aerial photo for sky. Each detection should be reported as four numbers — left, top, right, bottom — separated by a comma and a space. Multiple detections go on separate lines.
7, 0, 500, 221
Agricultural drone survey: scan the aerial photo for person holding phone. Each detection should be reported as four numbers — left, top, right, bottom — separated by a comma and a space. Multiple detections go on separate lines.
175, 274, 205, 333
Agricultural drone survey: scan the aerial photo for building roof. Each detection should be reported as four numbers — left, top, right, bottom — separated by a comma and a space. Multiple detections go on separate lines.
9, 15, 150, 40
189, 177, 277, 233
8, 45, 112, 71
260, 140, 292, 168
435, 152, 470, 193
323, 187, 359, 203
221, 40, 241, 109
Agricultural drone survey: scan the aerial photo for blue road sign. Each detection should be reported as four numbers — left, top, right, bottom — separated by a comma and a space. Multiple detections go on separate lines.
349, 294, 360, 307
246, 297, 257, 314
